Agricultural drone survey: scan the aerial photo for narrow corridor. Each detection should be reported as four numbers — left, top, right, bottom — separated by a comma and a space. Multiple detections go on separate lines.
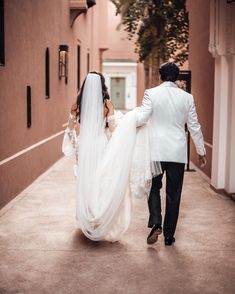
0, 157, 234, 294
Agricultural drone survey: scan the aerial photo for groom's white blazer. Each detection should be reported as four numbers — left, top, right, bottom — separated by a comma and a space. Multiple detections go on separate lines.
136, 81, 206, 163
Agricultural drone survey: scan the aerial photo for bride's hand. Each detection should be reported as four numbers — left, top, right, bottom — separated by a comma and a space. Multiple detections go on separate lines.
105, 99, 114, 116
71, 102, 79, 117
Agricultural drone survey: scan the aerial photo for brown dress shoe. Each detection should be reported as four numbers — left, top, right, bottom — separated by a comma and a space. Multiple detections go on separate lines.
147, 225, 162, 245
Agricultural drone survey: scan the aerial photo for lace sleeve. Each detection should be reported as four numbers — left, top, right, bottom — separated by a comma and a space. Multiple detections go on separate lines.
107, 110, 124, 133
107, 115, 117, 133
62, 114, 78, 156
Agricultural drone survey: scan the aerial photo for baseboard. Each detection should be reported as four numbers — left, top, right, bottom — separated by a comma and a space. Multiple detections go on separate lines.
210, 185, 235, 202
190, 161, 235, 203
189, 161, 211, 183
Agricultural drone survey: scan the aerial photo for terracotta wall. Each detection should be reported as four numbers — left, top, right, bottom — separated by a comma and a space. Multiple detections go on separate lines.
187, 0, 215, 177
104, 1, 137, 61
0, 0, 107, 209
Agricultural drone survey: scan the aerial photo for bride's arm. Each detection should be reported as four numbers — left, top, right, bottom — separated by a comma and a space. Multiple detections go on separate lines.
67, 103, 79, 132
105, 100, 119, 132
62, 103, 79, 156
107, 114, 116, 132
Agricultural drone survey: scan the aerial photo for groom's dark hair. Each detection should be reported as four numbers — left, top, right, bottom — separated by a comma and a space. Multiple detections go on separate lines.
159, 62, 179, 82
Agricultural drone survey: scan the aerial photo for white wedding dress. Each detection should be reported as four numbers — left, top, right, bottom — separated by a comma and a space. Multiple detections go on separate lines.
62, 74, 161, 242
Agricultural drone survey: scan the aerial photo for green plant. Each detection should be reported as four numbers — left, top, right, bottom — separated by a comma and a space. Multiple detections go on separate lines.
111, 0, 189, 86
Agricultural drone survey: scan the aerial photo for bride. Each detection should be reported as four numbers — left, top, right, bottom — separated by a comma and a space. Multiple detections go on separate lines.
62, 72, 161, 242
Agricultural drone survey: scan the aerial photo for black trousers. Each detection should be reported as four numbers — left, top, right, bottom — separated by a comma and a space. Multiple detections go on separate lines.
148, 162, 185, 238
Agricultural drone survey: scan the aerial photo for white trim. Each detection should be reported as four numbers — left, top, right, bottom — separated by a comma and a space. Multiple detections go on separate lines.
0, 130, 65, 166
204, 141, 213, 148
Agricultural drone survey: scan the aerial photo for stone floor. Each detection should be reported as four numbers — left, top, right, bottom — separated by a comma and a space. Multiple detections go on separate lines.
0, 157, 234, 294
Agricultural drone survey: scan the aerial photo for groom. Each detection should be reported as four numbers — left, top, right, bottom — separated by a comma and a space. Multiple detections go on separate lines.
137, 62, 206, 246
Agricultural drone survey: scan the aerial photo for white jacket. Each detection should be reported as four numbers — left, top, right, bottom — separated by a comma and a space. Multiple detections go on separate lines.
136, 81, 206, 163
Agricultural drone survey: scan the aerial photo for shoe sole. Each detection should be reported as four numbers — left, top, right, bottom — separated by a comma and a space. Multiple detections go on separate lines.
147, 230, 162, 245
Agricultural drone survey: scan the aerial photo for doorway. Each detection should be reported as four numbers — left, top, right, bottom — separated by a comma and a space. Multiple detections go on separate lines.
110, 77, 125, 109
176, 70, 194, 172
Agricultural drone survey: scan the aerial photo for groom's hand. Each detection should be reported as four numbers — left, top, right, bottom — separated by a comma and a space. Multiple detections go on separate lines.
198, 155, 207, 167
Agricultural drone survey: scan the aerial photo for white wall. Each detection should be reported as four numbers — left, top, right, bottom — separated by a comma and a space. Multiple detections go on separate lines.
103, 61, 137, 109
209, 0, 235, 194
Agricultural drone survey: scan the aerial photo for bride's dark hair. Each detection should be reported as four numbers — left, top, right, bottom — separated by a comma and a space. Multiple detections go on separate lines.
76, 71, 110, 122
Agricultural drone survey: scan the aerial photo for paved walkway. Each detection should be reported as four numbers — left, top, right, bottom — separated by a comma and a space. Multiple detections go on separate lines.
0, 157, 234, 294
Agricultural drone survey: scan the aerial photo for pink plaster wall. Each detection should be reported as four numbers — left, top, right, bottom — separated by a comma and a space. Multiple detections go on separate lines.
103, 1, 138, 61
103, 1, 145, 103
0, 0, 108, 209
187, 0, 215, 177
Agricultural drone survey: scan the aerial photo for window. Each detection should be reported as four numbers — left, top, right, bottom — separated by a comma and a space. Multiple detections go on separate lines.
77, 45, 81, 91
59, 45, 68, 84
27, 86, 32, 128
0, 0, 4, 66
87, 52, 90, 73
45, 48, 50, 98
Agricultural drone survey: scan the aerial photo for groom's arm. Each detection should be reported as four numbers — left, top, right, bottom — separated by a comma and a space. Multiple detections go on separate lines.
136, 90, 153, 127
187, 94, 206, 156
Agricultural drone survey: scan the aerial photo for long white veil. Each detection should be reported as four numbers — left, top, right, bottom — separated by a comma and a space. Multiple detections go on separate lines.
77, 73, 135, 241
76, 73, 161, 241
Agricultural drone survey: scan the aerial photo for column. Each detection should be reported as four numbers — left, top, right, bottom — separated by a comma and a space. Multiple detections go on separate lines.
211, 56, 229, 190
225, 55, 235, 193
